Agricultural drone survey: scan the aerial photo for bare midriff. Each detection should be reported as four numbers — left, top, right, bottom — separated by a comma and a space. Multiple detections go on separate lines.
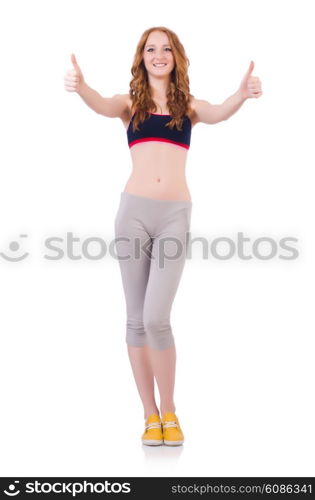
121, 109, 196, 202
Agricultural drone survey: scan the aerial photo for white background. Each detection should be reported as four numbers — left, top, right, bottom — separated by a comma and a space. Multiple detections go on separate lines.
1, 0, 314, 477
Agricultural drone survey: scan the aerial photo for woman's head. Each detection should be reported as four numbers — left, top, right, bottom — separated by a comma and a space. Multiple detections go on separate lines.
142, 29, 175, 81
129, 26, 194, 132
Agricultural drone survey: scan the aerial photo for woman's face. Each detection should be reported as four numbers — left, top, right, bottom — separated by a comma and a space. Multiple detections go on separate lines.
143, 30, 175, 78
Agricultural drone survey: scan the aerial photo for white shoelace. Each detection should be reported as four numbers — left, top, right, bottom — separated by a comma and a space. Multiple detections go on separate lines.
162, 420, 178, 428
145, 422, 162, 430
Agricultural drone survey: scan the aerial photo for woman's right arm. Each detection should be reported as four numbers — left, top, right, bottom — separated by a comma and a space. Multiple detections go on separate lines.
78, 85, 128, 117
64, 53, 128, 118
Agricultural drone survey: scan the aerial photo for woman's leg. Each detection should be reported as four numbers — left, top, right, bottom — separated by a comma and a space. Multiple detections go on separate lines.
143, 204, 192, 414
127, 345, 160, 419
147, 343, 176, 415
114, 198, 159, 418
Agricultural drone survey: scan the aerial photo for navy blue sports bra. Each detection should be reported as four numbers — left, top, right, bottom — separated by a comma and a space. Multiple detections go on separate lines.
127, 112, 191, 150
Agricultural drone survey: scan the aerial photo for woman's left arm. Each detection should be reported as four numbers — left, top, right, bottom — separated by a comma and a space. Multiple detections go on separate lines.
192, 61, 262, 125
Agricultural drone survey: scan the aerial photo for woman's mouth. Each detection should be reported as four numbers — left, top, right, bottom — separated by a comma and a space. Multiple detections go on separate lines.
153, 63, 167, 67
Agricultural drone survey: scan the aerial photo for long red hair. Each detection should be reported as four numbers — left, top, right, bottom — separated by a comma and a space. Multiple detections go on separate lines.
129, 26, 194, 133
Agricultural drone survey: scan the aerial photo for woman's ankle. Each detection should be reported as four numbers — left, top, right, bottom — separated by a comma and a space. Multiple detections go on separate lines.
160, 406, 176, 416
144, 408, 160, 419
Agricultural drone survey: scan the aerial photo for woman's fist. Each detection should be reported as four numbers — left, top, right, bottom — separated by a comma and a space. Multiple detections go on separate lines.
64, 54, 85, 93
238, 61, 263, 99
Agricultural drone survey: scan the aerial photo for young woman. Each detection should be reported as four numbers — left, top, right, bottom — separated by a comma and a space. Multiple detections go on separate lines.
64, 26, 262, 447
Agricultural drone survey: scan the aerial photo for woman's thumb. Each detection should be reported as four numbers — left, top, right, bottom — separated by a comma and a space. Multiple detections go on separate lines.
71, 53, 80, 70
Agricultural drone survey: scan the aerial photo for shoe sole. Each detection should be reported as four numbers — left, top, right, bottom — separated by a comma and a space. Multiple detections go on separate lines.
142, 439, 163, 446
163, 440, 184, 446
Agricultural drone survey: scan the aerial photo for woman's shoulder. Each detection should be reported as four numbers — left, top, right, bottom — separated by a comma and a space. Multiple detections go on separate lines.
188, 96, 199, 127
120, 94, 133, 115
117, 94, 133, 127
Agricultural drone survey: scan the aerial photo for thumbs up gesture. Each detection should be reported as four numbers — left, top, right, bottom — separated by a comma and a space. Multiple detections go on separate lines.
64, 53, 85, 93
238, 61, 262, 99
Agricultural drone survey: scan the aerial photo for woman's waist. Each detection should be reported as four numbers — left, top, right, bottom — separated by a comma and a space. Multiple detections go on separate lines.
123, 176, 192, 202
130, 157, 187, 173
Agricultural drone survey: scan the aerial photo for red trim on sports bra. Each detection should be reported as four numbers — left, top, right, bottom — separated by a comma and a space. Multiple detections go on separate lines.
128, 137, 189, 150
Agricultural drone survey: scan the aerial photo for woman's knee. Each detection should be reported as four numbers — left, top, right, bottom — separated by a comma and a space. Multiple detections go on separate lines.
126, 317, 147, 347
143, 314, 174, 350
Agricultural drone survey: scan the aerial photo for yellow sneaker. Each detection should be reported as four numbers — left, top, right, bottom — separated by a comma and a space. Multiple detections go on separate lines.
141, 413, 163, 446
162, 412, 184, 446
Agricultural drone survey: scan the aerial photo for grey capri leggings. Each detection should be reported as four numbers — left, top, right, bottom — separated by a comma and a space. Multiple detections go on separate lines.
114, 191, 192, 350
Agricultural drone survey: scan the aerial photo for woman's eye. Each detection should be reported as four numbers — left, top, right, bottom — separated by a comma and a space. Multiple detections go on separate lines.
147, 48, 172, 52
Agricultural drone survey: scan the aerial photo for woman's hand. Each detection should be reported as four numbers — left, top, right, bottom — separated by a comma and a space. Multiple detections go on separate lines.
238, 61, 262, 99
64, 54, 85, 93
